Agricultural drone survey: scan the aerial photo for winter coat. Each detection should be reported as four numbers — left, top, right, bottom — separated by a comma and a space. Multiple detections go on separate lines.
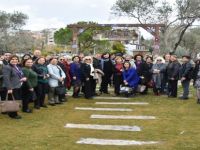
32, 63, 49, 84
47, 64, 66, 87
152, 63, 166, 89
166, 60, 181, 80
179, 62, 193, 80
3, 64, 24, 90
70, 62, 82, 81
123, 68, 140, 88
22, 67, 38, 89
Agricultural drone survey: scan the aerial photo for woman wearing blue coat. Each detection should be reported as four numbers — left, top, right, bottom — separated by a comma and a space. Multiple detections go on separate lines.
70, 56, 82, 98
123, 61, 140, 89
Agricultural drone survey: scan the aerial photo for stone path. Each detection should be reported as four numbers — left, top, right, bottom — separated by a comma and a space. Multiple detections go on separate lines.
65, 96, 160, 146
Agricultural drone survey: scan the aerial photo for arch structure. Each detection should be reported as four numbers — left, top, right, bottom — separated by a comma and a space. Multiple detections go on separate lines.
67, 23, 165, 55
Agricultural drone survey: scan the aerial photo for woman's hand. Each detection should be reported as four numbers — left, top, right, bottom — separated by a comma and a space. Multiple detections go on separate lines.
20, 77, 27, 82
73, 76, 76, 80
7, 90, 13, 94
29, 88, 34, 91
59, 77, 64, 82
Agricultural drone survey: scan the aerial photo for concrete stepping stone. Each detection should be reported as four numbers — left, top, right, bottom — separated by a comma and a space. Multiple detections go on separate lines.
91, 114, 156, 120
77, 138, 159, 146
65, 123, 141, 132
95, 102, 149, 105
75, 107, 133, 112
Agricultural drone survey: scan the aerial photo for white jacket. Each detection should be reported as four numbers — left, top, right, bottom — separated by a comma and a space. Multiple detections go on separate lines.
47, 64, 66, 87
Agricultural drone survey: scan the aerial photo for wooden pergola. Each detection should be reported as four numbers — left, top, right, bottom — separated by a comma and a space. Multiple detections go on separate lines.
67, 23, 165, 55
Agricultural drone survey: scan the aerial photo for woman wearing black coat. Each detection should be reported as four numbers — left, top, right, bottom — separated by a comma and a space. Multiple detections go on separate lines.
100, 53, 113, 94
81, 56, 96, 99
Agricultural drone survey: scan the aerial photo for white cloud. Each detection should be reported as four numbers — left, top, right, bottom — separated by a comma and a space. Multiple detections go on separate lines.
24, 17, 66, 31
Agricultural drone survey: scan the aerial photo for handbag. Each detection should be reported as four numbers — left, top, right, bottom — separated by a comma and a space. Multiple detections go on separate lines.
120, 86, 133, 93
55, 85, 66, 95
0, 93, 20, 113
137, 85, 146, 93
147, 80, 154, 88
54, 66, 66, 95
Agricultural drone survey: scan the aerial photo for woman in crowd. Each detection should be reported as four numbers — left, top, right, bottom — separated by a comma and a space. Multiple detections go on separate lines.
3, 55, 27, 119
21, 54, 32, 66
193, 56, 200, 104
134, 54, 148, 84
47, 58, 66, 105
123, 61, 140, 96
162, 53, 171, 94
144, 56, 153, 92
93, 53, 102, 95
124, 55, 136, 69
0, 60, 4, 103
100, 53, 113, 94
166, 54, 181, 98
70, 56, 82, 98
152, 57, 166, 96
81, 56, 96, 99
32, 57, 49, 109
63, 56, 72, 90
113, 56, 124, 96
179, 55, 193, 100
57, 56, 68, 100
21, 58, 38, 113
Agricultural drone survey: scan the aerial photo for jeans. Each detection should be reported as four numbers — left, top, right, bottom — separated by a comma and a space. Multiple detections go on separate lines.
181, 80, 190, 98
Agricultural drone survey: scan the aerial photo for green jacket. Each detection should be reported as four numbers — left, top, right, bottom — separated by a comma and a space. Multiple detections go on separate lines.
22, 67, 38, 89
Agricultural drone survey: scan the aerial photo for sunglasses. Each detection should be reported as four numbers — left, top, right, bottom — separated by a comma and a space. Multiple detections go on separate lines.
60, 59, 64, 61
157, 60, 162, 61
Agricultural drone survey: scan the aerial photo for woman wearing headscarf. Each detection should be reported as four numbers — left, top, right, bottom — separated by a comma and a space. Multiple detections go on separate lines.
152, 56, 166, 95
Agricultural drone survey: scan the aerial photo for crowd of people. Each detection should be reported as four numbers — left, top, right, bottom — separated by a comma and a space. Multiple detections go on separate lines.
0, 49, 200, 119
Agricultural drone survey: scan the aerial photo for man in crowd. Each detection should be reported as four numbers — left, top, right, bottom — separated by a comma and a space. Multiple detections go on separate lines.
179, 55, 193, 100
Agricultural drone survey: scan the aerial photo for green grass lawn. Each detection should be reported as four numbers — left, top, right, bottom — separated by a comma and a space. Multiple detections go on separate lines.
1, 87, 200, 150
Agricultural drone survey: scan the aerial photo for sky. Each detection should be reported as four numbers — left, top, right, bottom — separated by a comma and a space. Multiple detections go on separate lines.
0, 0, 176, 38
0, 0, 119, 30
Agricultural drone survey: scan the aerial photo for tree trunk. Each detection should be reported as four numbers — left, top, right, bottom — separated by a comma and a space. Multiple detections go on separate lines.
172, 20, 195, 54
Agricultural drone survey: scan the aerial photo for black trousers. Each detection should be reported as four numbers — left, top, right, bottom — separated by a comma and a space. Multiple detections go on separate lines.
100, 75, 111, 93
84, 77, 95, 99
21, 87, 32, 111
35, 82, 48, 107
91, 78, 96, 96
113, 74, 123, 95
168, 80, 178, 97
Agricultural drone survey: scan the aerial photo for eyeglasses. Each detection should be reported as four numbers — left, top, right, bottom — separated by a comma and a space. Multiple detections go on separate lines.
157, 60, 162, 61
86, 59, 91, 60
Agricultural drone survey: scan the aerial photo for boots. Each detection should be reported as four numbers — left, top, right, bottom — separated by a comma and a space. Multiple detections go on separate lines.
197, 99, 200, 104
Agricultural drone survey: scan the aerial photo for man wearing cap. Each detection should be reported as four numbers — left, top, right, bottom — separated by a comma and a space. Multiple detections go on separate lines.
179, 55, 193, 100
